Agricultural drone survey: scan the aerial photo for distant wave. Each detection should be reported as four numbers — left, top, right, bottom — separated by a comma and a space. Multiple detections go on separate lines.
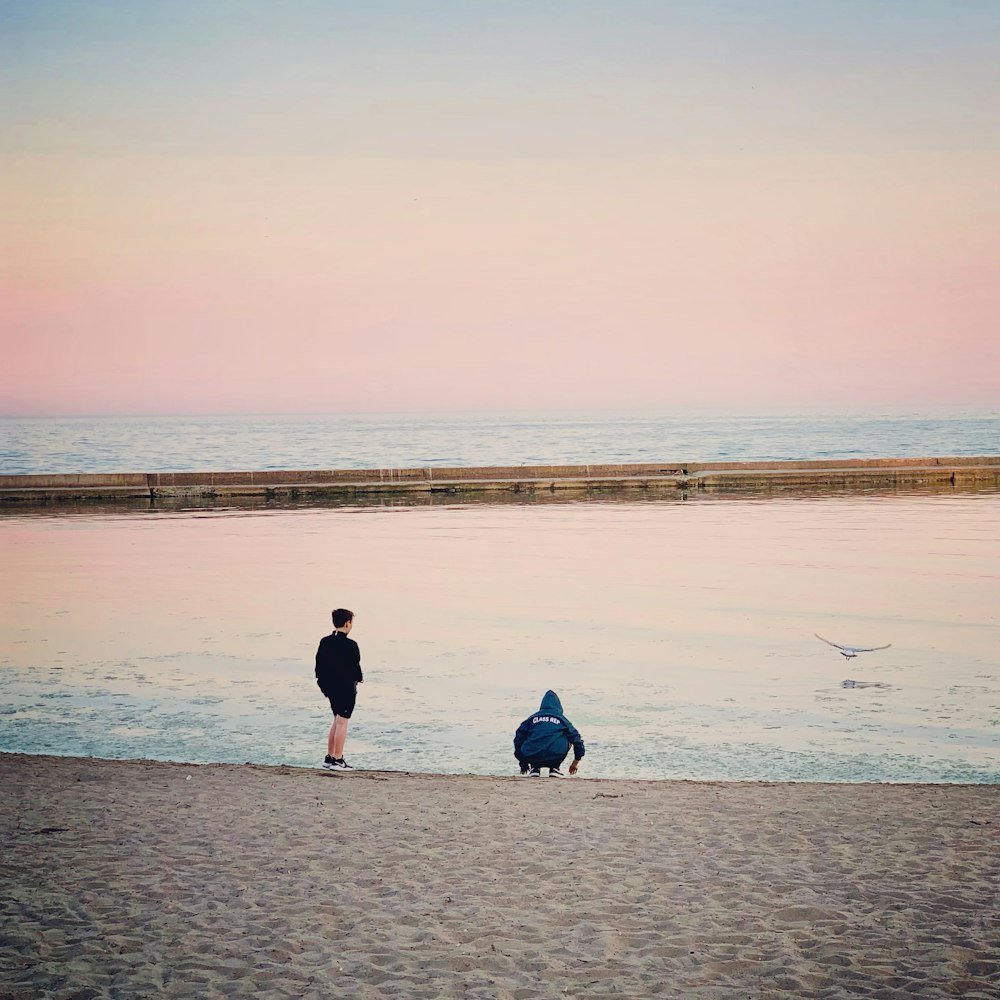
1, 411, 997, 475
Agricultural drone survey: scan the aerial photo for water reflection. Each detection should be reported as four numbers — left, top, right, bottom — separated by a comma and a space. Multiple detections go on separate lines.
1, 493, 998, 781
5, 479, 999, 519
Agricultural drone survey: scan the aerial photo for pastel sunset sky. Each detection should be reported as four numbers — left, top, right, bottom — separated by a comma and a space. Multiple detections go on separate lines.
3, 0, 998, 416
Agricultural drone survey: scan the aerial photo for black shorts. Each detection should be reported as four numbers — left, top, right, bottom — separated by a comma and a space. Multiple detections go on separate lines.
327, 691, 356, 719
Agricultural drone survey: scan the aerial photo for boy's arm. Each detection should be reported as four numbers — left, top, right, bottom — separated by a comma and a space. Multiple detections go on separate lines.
566, 721, 584, 774
513, 718, 530, 754
566, 720, 585, 760
315, 642, 328, 692
352, 640, 363, 683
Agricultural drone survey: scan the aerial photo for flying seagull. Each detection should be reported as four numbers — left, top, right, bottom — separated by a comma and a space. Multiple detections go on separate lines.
815, 633, 891, 659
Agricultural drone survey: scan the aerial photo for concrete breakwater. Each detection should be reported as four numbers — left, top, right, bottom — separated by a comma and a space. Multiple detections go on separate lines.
1, 456, 999, 506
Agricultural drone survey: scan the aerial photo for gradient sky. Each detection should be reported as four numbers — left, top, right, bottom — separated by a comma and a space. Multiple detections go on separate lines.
3, 0, 998, 416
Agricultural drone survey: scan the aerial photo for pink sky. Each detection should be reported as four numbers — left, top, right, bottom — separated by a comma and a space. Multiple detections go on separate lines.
3, 2, 999, 416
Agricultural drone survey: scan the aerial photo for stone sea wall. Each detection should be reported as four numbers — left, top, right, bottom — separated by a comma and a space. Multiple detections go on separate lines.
1, 456, 998, 506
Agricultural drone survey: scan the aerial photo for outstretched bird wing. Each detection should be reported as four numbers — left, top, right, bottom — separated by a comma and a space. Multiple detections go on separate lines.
815, 633, 851, 651
815, 633, 891, 653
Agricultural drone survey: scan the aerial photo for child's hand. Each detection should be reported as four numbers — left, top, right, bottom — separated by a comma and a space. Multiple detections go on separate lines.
569, 759, 580, 775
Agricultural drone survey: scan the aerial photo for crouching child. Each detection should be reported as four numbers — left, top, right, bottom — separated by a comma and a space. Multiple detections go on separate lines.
513, 690, 586, 777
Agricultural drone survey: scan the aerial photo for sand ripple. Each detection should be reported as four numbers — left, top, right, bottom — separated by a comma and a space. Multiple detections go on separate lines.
1, 755, 998, 998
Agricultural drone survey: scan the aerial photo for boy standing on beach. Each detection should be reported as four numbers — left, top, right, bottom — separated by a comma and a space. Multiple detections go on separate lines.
514, 690, 586, 777
315, 608, 362, 771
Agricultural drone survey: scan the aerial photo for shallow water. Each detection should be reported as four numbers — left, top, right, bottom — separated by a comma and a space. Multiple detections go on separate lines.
1, 492, 998, 782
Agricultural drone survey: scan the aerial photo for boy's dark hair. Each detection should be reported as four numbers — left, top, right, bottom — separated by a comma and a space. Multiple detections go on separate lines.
332, 608, 354, 628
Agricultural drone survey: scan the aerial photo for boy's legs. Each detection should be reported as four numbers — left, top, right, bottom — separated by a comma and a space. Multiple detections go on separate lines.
325, 690, 356, 762
332, 715, 350, 759
539, 752, 568, 774
523, 751, 568, 775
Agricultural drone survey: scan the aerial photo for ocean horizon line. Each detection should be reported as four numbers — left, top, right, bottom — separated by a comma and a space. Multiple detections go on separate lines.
4, 411, 998, 478
2, 406, 999, 421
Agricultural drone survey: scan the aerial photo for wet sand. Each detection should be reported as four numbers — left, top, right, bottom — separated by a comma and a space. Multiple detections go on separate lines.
2, 754, 998, 999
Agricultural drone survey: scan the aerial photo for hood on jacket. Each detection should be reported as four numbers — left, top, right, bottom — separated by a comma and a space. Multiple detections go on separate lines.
539, 690, 563, 714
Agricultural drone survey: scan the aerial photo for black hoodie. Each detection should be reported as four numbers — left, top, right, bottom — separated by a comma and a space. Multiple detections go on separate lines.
513, 690, 585, 762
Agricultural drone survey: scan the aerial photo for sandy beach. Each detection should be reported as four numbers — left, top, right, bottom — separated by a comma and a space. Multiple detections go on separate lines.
1, 754, 997, 999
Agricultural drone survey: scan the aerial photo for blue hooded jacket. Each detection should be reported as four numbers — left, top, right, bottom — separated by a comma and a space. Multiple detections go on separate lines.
513, 690, 586, 763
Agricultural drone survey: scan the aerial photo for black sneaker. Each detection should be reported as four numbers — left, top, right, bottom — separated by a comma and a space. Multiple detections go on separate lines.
526, 764, 542, 777
548, 767, 565, 778
322, 755, 338, 770
333, 758, 354, 770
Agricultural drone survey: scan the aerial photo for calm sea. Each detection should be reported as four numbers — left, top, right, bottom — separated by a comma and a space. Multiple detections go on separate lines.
2, 410, 998, 782
2, 410, 998, 474
2, 492, 998, 782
